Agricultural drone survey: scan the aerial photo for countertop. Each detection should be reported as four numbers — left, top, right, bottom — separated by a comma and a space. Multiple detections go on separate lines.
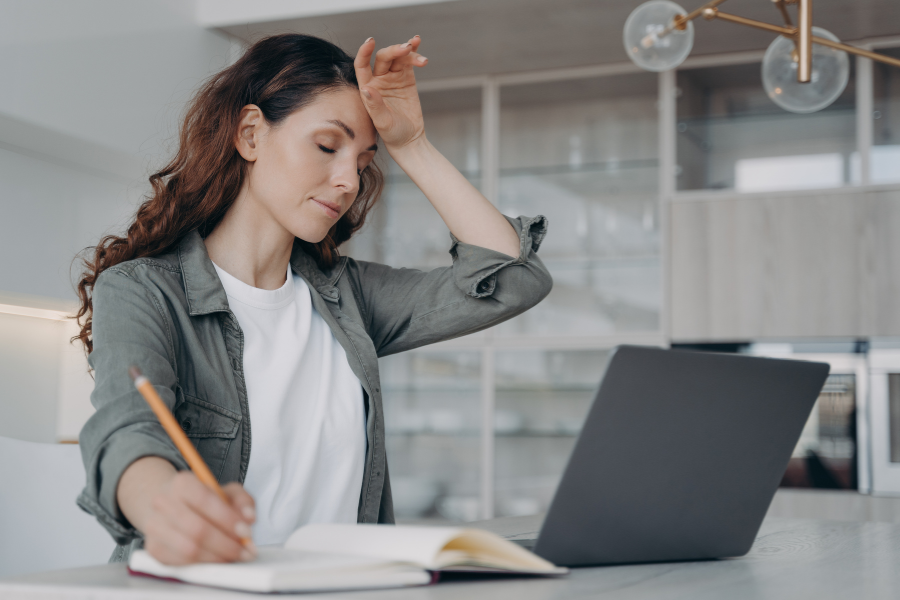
2, 516, 899, 599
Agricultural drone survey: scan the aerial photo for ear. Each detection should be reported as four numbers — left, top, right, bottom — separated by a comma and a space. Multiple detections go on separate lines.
235, 105, 265, 161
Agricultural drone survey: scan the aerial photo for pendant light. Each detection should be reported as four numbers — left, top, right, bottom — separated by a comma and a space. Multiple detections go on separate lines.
623, 0, 695, 72
622, 0, 900, 114
762, 27, 850, 113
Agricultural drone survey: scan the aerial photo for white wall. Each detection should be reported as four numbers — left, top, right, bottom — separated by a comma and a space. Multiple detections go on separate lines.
0, 312, 63, 443
0, 0, 237, 441
0, 1, 236, 162
0, 0, 236, 300
0, 146, 141, 300
196, 0, 458, 27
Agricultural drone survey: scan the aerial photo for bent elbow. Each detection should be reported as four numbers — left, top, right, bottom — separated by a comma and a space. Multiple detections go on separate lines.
522, 265, 553, 311
502, 263, 553, 314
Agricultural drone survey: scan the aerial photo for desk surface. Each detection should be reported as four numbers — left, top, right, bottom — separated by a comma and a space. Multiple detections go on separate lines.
3, 516, 899, 599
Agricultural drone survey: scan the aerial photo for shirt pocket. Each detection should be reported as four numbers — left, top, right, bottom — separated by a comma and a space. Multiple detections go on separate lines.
173, 390, 242, 481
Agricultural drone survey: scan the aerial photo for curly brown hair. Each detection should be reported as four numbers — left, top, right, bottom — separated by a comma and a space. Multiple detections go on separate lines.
73, 34, 384, 354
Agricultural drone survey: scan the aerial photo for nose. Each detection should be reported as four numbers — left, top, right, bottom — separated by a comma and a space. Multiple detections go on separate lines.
331, 155, 360, 196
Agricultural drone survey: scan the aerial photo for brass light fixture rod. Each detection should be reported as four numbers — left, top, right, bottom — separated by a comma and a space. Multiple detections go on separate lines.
701, 7, 900, 69
797, 0, 812, 82
672, 0, 729, 30
773, 0, 793, 27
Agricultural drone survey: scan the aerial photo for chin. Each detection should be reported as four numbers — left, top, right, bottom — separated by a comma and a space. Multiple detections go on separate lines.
290, 222, 334, 245
286, 206, 343, 245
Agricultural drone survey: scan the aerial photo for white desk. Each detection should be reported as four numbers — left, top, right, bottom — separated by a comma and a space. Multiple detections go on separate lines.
3, 517, 899, 599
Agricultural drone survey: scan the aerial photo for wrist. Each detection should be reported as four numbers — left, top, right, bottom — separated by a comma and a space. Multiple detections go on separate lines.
386, 135, 434, 168
117, 456, 177, 532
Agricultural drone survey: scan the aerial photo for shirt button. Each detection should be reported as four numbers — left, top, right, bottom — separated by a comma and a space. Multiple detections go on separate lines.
181, 420, 192, 432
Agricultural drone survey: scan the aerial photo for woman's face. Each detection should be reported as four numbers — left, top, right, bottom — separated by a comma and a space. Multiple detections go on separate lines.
238, 87, 378, 243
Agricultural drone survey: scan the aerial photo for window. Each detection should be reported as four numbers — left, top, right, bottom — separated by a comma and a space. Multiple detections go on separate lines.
494, 349, 611, 517
498, 74, 661, 336
677, 61, 857, 192
381, 351, 482, 521
872, 47, 900, 185
346, 74, 663, 522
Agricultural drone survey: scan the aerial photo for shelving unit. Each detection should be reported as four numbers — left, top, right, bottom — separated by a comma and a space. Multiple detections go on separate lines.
344, 38, 900, 522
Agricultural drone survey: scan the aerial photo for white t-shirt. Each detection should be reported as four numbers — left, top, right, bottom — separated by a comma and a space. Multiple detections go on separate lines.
212, 263, 366, 546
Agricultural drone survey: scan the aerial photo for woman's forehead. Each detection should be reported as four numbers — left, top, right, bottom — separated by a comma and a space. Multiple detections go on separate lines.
293, 89, 376, 141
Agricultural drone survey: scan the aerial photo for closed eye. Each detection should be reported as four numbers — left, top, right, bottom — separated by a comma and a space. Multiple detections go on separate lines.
319, 143, 365, 176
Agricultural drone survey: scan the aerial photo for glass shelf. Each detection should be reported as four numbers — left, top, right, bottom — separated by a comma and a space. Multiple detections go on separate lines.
499, 158, 658, 178
678, 107, 856, 126
385, 172, 482, 185
382, 385, 482, 393
386, 430, 580, 438
386, 430, 481, 437
384, 384, 599, 393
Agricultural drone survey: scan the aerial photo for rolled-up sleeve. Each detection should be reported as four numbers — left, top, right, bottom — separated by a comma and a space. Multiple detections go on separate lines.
76, 269, 188, 546
449, 214, 549, 298
348, 215, 552, 357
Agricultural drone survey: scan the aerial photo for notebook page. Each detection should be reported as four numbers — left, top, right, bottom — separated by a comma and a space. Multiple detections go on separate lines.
129, 548, 429, 592
440, 528, 564, 572
285, 524, 462, 569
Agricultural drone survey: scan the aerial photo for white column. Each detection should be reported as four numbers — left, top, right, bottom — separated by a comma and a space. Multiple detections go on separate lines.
480, 346, 496, 519
856, 54, 874, 186
481, 79, 500, 204
658, 69, 677, 343
479, 78, 500, 520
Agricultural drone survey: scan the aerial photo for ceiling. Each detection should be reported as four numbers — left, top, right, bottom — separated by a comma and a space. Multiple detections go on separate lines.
217, 0, 900, 81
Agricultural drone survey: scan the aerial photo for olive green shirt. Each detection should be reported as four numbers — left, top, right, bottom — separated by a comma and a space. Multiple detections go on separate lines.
77, 215, 550, 561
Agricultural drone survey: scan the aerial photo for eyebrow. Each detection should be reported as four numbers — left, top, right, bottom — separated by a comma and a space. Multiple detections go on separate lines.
327, 119, 378, 152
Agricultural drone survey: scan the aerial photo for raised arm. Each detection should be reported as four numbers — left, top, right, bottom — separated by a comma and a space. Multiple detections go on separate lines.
353, 36, 520, 258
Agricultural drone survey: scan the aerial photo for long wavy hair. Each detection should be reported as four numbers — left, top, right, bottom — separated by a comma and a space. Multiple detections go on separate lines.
73, 34, 384, 354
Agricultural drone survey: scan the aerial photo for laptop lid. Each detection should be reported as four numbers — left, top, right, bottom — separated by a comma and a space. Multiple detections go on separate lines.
533, 345, 829, 567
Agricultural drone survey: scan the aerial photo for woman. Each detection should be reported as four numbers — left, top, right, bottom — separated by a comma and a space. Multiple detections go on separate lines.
75, 33, 551, 566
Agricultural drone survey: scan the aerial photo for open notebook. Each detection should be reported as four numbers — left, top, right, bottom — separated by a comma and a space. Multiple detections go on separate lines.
128, 523, 567, 593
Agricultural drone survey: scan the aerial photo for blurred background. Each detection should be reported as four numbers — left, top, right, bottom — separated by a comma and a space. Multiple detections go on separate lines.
2, 0, 900, 526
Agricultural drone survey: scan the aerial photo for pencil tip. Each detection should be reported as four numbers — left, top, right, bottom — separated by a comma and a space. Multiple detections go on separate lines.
128, 366, 142, 381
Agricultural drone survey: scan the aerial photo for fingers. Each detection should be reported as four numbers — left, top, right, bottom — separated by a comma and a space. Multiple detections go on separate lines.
144, 518, 238, 565
367, 36, 428, 77
403, 35, 428, 70
145, 472, 256, 565
178, 475, 255, 551
223, 481, 256, 524
393, 50, 428, 73
354, 37, 376, 85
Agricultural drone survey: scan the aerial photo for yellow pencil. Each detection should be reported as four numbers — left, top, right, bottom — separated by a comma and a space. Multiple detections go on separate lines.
128, 365, 253, 548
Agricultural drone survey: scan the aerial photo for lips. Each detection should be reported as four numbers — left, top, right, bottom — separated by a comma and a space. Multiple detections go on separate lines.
311, 198, 341, 219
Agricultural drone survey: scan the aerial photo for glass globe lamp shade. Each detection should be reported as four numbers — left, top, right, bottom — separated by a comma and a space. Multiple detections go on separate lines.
623, 0, 694, 72
762, 27, 850, 114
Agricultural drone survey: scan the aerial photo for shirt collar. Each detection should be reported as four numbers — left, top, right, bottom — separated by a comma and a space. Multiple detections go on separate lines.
176, 230, 341, 316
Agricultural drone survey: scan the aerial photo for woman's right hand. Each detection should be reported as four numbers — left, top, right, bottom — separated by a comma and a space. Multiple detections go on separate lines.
117, 456, 257, 565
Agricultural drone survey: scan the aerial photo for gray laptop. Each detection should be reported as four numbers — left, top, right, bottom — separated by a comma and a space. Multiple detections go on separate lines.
508, 345, 829, 567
